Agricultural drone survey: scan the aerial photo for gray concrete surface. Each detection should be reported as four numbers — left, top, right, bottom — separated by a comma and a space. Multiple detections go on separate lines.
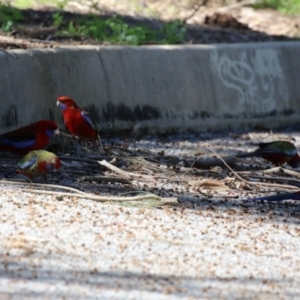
1, 42, 300, 134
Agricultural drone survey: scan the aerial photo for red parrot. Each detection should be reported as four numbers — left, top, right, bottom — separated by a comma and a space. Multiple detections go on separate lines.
246, 191, 300, 202
17, 150, 61, 182
236, 141, 300, 168
0, 120, 59, 154
56, 96, 99, 143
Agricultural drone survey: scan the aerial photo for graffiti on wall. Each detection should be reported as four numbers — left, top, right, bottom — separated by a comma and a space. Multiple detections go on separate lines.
210, 49, 289, 113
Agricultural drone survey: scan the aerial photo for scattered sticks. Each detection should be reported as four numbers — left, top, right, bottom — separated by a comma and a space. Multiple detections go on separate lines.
206, 147, 300, 192
0, 180, 87, 194
21, 189, 176, 203
82, 175, 131, 184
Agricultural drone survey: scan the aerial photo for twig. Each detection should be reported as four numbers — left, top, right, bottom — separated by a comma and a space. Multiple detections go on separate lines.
98, 159, 139, 178
0, 48, 18, 58
82, 175, 130, 184
183, 0, 210, 23
246, 175, 300, 188
97, 135, 105, 156
86, 184, 139, 193
206, 148, 246, 181
264, 168, 300, 178
237, 168, 300, 178
59, 156, 105, 165
0, 35, 57, 47
218, 0, 262, 12
0, 179, 87, 194
64, 169, 87, 175
29, 53, 43, 72
241, 167, 282, 174
206, 148, 299, 191
185, 155, 236, 169
21, 189, 175, 203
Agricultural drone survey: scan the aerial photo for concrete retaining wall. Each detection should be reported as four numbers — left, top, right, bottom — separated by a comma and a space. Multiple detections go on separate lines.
1, 42, 300, 134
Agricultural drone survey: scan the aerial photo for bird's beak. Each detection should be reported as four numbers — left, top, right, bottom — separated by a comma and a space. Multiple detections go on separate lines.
54, 128, 60, 135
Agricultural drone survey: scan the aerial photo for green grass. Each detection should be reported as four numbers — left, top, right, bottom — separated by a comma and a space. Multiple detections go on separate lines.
0, 0, 186, 45
0, 2, 24, 32
53, 13, 186, 45
7, 0, 67, 9
253, 0, 300, 14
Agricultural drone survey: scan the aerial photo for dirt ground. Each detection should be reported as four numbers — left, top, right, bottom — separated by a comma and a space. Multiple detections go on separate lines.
2, 129, 300, 205
0, 1, 300, 50
1, 130, 300, 298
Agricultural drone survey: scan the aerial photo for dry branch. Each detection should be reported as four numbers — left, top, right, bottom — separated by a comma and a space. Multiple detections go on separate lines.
218, 0, 262, 12
246, 175, 300, 188
21, 189, 177, 203
0, 48, 18, 58
0, 180, 87, 194
82, 175, 130, 184
206, 147, 299, 191
98, 159, 139, 178
183, 0, 210, 23
185, 155, 237, 169
59, 156, 105, 165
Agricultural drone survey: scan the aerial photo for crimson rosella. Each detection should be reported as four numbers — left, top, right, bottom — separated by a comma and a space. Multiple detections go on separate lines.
236, 141, 300, 168
0, 120, 59, 154
246, 191, 300, 202
56, 96, 99, 143
17, 150, 61, 182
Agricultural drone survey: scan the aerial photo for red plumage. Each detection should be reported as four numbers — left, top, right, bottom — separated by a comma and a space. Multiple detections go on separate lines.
17, 150, 62, 182
236, 141, 300, 168
57, 96, 99, 143
0, 120, 59, 154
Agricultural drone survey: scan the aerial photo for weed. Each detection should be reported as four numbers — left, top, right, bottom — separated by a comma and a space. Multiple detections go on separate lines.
253, 0, 300, 14
52, 12, 63, 26
104, 17, 156, 45
1, 20, 13, 32
160, 19, 186, 44
0, 2, 24, 33
52, 13, 185, 45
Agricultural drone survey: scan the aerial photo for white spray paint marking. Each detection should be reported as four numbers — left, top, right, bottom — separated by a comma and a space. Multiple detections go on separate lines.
211, 49, 289, 113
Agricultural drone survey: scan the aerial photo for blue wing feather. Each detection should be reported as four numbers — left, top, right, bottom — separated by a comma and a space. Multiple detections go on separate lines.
0, 136, 35, 149
81, 111, 98, 130
18, 156, 37, 170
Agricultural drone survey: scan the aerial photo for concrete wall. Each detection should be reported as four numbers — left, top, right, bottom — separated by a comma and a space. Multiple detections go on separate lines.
1, 42, 300, 134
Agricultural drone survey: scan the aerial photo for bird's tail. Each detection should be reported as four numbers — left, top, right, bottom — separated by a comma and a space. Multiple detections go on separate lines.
288, 153, 300, 168
246, 192, 300, 202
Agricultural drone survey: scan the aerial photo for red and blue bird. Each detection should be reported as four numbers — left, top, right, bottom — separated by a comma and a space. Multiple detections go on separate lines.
236, 141, 300, 168
17, 149, 62, 182
56, 96, 100, 144
0, 120, 59, 154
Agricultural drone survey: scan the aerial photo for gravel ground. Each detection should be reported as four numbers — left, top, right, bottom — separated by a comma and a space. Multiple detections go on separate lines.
1, 130, 300, 299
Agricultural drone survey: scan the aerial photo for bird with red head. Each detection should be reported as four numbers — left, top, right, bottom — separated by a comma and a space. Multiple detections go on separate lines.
57, 96, 100, 144
0, 120, 59, 154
